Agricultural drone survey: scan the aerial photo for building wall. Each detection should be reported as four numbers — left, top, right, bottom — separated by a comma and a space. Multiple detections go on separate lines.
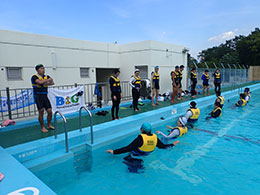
249, 66, 260, 81
0, 30, 187, 94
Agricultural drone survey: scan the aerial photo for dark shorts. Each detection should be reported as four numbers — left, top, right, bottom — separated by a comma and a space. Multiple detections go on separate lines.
203, 83, 209, 87
34, 94, 52, 111
179, 82, 182, 88
153, 83, 160, 89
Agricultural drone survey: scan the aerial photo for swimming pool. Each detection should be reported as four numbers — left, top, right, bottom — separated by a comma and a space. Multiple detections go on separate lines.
30, 86, 260, 194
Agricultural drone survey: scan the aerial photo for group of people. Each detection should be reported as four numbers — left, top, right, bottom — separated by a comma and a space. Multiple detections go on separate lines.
190, 68, 222, 98
106, 86, 252, 173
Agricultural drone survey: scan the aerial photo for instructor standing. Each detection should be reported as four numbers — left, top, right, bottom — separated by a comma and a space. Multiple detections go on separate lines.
31, 64, 55, 133
129, 69, 142, 111
109, 69, 122, 120
151, 66, 160, 106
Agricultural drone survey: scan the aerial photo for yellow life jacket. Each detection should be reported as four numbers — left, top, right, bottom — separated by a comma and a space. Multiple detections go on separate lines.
212, 107, 222, 116
179, 71, 183, 78
215, 72, 221, 79
218, 96, 225, 105
203, 73, 210, 80
175, 126, 188, 137
153, 72, 159, 81
32, 74, 48, 88
111, 76, 120, 87
191, 72, 197, 79
138, 134, 158, 152
189, 108, 200, 119
173, 70, 179, 79
132, 75, 141, 85
241, 99, 247, 106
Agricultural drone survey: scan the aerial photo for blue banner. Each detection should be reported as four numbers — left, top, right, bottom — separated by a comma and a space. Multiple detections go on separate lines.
0, 89, 35, 112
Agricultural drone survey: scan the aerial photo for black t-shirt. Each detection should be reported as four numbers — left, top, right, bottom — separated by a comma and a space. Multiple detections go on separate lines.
31, 75, 50, 95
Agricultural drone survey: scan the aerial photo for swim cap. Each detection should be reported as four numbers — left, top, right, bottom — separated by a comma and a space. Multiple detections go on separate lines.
244, 88, 250, 93
135, 69, 140, 73
141, 123, 152, 133
179, 117, 187, 126
155, 66, 159, 70
35, 64, 44, 70
189, 101, 196, 108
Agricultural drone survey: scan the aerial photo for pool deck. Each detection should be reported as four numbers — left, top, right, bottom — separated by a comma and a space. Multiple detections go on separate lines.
1, 81, 259, 148
0, 146, 56, 195
1, 81, 260, 195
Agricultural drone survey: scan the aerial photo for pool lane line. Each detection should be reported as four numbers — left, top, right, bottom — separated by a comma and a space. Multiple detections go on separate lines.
157, 101, 260, 185
193, 128, 260, 145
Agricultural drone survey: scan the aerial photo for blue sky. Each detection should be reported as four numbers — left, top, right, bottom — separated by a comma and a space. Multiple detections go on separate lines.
0, 0, 259, 57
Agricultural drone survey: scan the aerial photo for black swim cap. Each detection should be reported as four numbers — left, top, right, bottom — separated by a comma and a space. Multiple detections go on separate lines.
190, 101, 196, 108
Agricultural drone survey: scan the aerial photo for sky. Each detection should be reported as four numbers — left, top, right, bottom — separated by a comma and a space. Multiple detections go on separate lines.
0, 0, 259, 58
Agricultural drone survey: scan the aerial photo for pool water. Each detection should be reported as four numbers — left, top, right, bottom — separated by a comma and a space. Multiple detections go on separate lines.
32, 88, 260, 194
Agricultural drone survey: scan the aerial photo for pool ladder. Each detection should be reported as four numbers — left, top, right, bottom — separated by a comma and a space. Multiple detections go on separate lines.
54, 111, 69, 153
79, 106, 94, 144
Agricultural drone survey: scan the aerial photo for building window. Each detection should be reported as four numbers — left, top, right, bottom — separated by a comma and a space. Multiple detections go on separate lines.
80, 68, 90, 78
6, 67, 22, 80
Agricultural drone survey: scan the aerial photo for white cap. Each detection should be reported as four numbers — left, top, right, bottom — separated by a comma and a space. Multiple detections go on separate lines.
135, 69, 140, 73
179, 116, 187, 126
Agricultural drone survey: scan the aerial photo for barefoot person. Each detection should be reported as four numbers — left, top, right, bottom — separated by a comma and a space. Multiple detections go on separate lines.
109, 69, 122, 120
178, 65, 184, 100
151, 66, 160, 106
129, 69, 142, 111
190, 67, 197, 98
31, 64, 55, 133
171, 66, 180, 103
201, 70, 210, 96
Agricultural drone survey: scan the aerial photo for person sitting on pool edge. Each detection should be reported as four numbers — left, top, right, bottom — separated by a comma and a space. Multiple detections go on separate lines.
106, 123, 179, 156
184, 101, 200, 123
235, 93, 247, 107
244, 88, 251, 102
215, 91, 225, 108
156, 116, 188, 140
206, 102, 222, 119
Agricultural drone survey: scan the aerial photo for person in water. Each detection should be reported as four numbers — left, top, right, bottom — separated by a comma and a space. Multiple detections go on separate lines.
235, 93, 247, 107
106, 123, 179, 173
244, 88, 251, 102
215, 91, 225, 108
206, 102, 222, 120
156, 116, 188, 140
201, 69, 210, 96
184, 101, 200, 123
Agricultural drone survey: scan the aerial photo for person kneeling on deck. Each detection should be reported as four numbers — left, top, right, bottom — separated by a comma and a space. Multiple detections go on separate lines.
185, 101, 200, 123
206, 102, 222, 119
156, 117, 188, 140
235, 93, 247, 107
106, 123, 179, 173
215, 91, 225, 108
244, 88, 251, 103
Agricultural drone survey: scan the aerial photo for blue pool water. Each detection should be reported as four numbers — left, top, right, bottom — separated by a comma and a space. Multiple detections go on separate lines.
31, 89, 260, 194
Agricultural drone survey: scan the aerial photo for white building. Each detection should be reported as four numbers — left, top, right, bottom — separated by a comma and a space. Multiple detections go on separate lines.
0, 30, 188, 96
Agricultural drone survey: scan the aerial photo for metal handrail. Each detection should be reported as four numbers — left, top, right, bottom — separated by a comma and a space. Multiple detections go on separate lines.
79, 106, 94, 144
54, 111, 69, 153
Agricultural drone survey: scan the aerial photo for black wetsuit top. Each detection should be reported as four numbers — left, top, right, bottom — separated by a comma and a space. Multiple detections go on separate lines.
113, 134, 174, 154
211, 108, 221, 118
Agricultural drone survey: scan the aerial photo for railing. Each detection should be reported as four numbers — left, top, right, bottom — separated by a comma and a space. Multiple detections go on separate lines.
79, 106, 94, 144
54, 111, 69, 153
